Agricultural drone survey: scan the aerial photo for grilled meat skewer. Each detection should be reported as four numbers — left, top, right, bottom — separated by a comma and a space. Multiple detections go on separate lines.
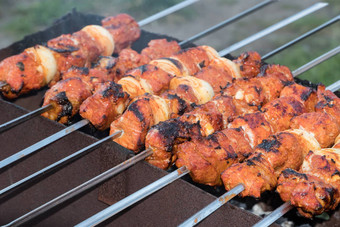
0, 14, 140, 99
277, 144, 340, 218
221, 85, 340, 198
176, 82, 317, 186
42, 45, 218, 125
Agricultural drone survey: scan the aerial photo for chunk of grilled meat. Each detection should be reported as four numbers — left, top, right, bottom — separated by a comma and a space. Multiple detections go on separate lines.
111, 39, 182, 81
316, 84, 340, 125
80, 82, 129, 130
290, 112, 340, 148
221, 109, 339, 198
277, 147, 340, 218
41, 78, 92, 124
141, 39, 182, 62
0, 45, 57, 99
47, 30, 102, 80
118, 64, 173, 99
176, 128, 252, 186
101, 13, 140, 54
146, 64, 294, 170
233, 51, 262, 78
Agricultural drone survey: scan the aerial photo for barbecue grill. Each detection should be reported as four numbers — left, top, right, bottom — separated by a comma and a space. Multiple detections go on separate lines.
0, 1, 339, 226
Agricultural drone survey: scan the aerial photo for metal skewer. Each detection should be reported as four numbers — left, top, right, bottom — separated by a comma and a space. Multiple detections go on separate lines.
218, 2, 328, 56
2, 147, 152, 227
252, 80, 340, 227
0, 104, 53, 133
4, 28, 339, 227
1, 6, 316, 170
177, 47, 340, 227
0, 119, 89, 169
252, 202, 293, 227
137, 0, 199, 26
0, 0, 200, 134
179, 0, 277, 46
75, 166, 189, 227
262, 15, 340, 60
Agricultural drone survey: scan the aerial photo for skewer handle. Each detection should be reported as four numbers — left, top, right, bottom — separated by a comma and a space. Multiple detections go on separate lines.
0, 119, 89, 169
218, 2, 328, 56
75, 166, 189, 227
179, 0, 276, 46
292, 45, 340, 77
138, 0, 199, 27
179, 184, 245, 227
0, 104, 53, 133
252, 202, 292, 227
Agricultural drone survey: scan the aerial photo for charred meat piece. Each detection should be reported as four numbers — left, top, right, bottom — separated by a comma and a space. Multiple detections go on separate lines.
221, 129, 320, 198
79, 82, 129, 130
277, 147, 340, 218
118, 64, 173, 99
0, 45, 57, 99
141, 39, 181, 62
194, 57, 241, 93
41, 77, 92, 124
47, 30, 101, 75
176, 128, 252, 186
316, 84, 340, 125
233, 51, 262, 78
290, 112, 340, 148
262, 96, 306, 133
101, 13, 140, 53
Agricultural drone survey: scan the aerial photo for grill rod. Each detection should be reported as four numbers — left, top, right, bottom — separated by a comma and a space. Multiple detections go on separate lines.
179, 47, 340, 227
1, 20, 337, 198
5, 46, 337, 227
137, 0, 199, 27
0, 0, 204, 133
179, 0, 276, 46
0, 3, 325, 170
77, 75, 340, 227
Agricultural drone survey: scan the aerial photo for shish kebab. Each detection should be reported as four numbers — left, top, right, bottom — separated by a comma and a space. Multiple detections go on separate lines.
0, 0, 277, 133
0, 0, 202, 99
4, 40, 336, 227
179, 47, 340, 226
253, 121, 340, 227
0, 3, 326, 170
77, 49, 340, 227
182, 82, 340, 227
